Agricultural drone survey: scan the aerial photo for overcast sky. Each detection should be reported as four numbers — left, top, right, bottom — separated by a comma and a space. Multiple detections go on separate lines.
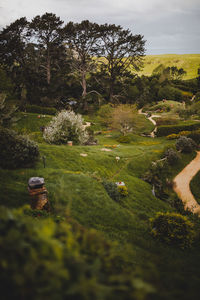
0, 0, 199, 54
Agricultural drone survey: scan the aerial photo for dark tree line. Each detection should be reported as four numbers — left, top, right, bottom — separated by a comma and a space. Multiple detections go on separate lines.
0, 13, 145, 110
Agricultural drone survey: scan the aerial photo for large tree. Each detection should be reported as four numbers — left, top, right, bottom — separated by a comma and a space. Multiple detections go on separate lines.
98, 24, 145, 102
64, 20, 100, 110
29, 13, 66, 85
0, 17, 28, 98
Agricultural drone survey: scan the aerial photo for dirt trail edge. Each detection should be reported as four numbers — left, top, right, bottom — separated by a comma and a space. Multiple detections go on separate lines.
173, 151, 200, 216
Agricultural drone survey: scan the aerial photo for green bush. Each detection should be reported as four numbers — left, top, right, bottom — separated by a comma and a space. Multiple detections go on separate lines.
150, 212, 195, 248
176, 136, 196, 153
117, 135, 132, 143
156, 121, 200, 137
25, 105, 57, 115
0, 127, 39, 169
164, 148, 180, 165
102, 181, 120, 202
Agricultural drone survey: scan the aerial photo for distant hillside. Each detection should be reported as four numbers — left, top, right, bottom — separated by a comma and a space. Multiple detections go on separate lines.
138, 54, 200, 79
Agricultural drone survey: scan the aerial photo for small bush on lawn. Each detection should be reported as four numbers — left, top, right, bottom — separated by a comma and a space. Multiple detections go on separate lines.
0, 127, 39, 169
43, 110, 89, 145
117, 135, 132, 143
102, 181, 120, 202
176, 136, 196, 153
150, 212, 195, 248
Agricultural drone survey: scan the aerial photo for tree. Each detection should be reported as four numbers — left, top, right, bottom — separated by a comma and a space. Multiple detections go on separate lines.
0, 17, 29, 98
29, 13, 66, 85
111, 104, 136, 135
64, 20, 100, 110
98, 24, 145, 102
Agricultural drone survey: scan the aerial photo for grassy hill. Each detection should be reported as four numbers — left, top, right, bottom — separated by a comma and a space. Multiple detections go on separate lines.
137, 54, 200, 79
1, 109, 200, 299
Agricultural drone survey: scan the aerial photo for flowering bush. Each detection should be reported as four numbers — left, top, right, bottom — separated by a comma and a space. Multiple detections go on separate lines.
43, 110, 89, 145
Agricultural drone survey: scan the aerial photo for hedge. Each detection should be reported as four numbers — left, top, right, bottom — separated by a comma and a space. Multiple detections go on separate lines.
0, 127, 39, 169
156, 121, 200, 137
25, 105, 57, 115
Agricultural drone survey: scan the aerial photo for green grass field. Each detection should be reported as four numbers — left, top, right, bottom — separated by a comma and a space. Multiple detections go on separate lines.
1, 110, 200, 299
137, 54, 200, 79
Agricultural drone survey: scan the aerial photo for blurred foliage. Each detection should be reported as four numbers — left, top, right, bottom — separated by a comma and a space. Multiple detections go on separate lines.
0, 127, 39, 169
0, 206, 154, 300
150, 212, 195, 248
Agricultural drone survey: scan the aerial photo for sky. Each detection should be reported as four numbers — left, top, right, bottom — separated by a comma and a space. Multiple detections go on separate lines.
0, 0, 199, 54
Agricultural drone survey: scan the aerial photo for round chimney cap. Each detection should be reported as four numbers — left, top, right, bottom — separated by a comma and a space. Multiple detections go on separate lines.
28, 177, 44, 188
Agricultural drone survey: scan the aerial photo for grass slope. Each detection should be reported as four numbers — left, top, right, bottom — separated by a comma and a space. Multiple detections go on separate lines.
1, 111, 200, 299
137, 54, 200, 79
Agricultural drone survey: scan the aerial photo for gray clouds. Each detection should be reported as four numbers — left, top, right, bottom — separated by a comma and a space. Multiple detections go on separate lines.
0, 0, 199, 54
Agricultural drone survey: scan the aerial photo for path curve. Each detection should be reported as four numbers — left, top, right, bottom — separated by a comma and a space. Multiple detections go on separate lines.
173, 151, 200, 216
138, 109, 160, 137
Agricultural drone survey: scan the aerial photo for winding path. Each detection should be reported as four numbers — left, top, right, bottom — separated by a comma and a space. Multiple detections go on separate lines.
138, 109, 200, 215
138, 109, 160, 137
173, 151, 200, 216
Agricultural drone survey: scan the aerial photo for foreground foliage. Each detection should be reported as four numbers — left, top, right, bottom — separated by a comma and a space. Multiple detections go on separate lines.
150, 212, 195, 248
0, 206, 153, 300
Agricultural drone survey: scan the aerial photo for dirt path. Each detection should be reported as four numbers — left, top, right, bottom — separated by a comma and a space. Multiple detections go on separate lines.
138, 109, 160, 137
173, 151, 200, 216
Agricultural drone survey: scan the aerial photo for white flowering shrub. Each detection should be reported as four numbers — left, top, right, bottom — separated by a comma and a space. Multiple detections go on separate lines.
43, 110, 89, 145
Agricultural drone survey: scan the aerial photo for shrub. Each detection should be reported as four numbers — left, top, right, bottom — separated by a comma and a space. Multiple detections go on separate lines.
97, 104, 113, 126
150, 212, 195, 248
117, 185, 128, 197
43, 110, 89, 145
25, 105, 57, 115
164, 148, 180, 165
176, 136, 196, 153
117, 135, 132, 143
102, 181, 120, 202
0, 127, 39, 169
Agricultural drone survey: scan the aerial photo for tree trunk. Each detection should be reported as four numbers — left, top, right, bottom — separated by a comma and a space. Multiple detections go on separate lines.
82, 70, 88, 111
47, 49, 51, 84
109, 76, 115, 103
